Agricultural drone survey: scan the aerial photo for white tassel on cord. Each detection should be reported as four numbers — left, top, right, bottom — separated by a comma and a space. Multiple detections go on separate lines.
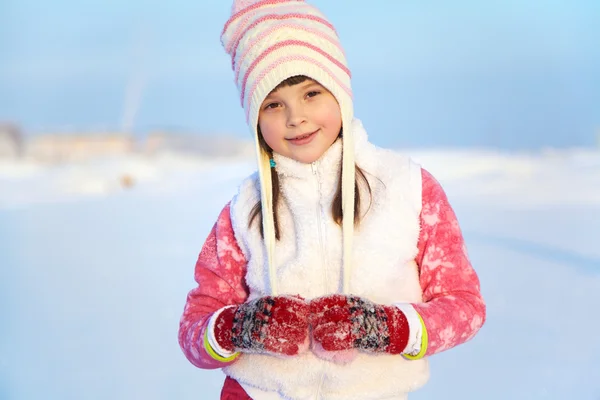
257, 144, 278, 296
341, 117, 355, 294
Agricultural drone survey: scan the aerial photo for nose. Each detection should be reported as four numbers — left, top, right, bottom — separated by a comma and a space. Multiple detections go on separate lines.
286, 104, 307, 128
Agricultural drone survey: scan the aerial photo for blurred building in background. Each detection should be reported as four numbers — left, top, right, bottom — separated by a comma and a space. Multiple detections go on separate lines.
144, 131, 253, 158
0, 124, 253, 164
26, 133, 134, 163
0, 123, 24, 159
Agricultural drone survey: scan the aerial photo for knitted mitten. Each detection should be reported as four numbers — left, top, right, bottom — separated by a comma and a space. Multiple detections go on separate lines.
214, 296, 310, 357
310, 294, 409, 354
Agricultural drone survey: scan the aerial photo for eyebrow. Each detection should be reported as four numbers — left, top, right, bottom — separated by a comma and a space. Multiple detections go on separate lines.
298, 80, 320, 90
300, 81, 327, 94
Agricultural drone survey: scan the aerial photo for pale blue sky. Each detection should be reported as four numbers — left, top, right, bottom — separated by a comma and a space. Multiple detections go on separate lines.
1, 0, 599, 149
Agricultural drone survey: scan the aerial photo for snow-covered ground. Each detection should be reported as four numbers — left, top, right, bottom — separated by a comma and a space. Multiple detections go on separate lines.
1, 147, 599, 400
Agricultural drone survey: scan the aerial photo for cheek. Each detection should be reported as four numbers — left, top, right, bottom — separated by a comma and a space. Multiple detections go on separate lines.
258, 118, 283, 147
322, 104, 342, 130
316, 97, 341, 124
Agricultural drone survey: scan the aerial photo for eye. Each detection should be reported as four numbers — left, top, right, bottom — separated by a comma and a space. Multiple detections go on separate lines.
263, 102, 280, 110
306, 90, 321, 98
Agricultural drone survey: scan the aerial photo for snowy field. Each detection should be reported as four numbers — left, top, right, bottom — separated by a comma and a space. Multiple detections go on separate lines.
1, 147, 599, 400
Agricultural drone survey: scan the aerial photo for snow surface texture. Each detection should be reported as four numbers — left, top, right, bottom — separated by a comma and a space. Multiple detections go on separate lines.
1, 148, 599, 399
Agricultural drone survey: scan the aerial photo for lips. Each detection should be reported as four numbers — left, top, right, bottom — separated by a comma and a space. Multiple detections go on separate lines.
287, 129, 318, 144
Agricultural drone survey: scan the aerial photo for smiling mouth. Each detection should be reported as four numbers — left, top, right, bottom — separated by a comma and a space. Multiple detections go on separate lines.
287, 130, 318, 141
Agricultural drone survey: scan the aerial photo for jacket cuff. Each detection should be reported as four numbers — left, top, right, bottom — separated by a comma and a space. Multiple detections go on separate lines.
392, 303, 428, 359
204, 306, 240, 363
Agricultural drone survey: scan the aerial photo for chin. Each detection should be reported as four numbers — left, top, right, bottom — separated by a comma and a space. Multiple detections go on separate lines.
296, 154, 322, 164
284, 145, 328, 164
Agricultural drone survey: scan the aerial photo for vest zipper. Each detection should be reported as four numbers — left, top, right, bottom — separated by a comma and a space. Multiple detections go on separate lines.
312, 161, 328, 400
311, 161, 328, 292
314, 367, 326, 400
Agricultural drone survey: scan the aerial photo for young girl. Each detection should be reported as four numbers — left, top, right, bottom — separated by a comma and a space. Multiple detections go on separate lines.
179, 1, 486, 399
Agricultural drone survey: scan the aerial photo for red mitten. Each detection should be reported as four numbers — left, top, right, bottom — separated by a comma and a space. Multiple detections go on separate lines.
310, 294, 409, 354
214, 296, 310, 357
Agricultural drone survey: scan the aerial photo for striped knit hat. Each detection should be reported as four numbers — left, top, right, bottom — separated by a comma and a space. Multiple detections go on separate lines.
221, 0, 355, 295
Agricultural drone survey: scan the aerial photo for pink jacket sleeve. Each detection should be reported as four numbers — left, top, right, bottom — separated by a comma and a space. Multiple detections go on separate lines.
412, 169, 486, 356
178, 203, 249, 369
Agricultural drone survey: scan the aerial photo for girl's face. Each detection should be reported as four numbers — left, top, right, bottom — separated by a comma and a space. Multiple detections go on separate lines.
258, 78, 342, 164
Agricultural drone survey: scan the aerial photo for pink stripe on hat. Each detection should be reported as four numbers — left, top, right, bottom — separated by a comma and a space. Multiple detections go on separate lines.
234, 23, 343, 80
224, 2, 315, 54
222, 0, 296, 35
231, 19, 340, 72
227, 10, 333, 55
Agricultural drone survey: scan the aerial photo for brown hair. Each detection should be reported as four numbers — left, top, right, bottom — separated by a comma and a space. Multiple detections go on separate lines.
248, 75, 372, 239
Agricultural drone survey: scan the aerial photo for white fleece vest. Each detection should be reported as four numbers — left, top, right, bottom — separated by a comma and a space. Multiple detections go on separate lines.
227, 120, 429, 400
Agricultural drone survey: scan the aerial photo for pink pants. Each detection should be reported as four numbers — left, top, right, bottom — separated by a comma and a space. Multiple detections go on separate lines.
221, 376, 252, 400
